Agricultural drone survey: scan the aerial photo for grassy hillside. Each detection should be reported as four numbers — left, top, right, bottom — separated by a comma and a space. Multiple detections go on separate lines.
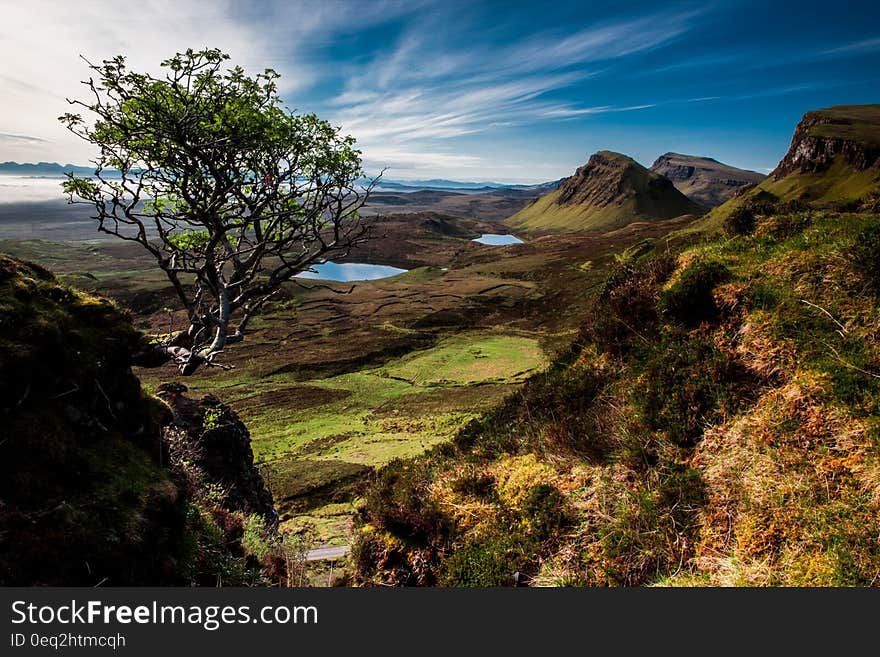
508, 151, 703, 233
354, 204, 880, 586
809, 105, 880, 145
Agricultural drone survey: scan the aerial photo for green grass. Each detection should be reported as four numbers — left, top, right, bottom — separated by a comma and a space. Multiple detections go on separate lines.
247, 371, 417, 458
377, 333, 547, 386
156, 330, 548, 546
761, 159, 880, 204
811, 104, 880, 145
242, 332, 545, 465
281, 501, 355, 546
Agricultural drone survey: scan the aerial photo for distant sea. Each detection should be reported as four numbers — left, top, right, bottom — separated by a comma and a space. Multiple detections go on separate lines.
0, 175, 69, 204
0, 175, 429, 203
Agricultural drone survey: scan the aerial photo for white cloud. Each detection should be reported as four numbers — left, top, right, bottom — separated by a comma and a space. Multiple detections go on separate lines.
325, 7, 701, 178
537, 104, 657, 118
1, 1, 705, 179
0, 0, 423, 163
0, 132, 48, 144
820, 37, 880, 57
0, 0, 294, 163
362, 146, 483, 173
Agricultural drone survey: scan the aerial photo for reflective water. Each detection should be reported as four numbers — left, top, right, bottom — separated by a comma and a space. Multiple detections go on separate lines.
295, 262, 408, 281
472, 233, 524, 245
0, 175, 68, 203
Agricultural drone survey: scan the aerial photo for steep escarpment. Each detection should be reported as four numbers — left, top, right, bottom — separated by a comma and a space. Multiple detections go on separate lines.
0, 256, 280, 585
704, 105, 880, 229
771, 105, 880, 178
507, 151, 704, 233
354, 202, 880, 587
650, 152, 765, 206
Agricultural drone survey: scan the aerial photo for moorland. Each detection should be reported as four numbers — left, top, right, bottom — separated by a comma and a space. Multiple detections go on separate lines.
4, 103, 880, 586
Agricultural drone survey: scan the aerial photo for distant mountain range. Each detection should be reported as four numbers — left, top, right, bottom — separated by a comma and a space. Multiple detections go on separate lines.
0, 162, 560, 193
370, 178, 562, 192
0, 161, 97, 176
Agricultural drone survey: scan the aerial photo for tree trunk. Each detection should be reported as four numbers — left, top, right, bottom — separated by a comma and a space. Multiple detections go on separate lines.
204, 285, 231, 356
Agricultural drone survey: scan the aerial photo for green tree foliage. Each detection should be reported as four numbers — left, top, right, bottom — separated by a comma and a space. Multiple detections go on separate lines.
60, 48, 377, 373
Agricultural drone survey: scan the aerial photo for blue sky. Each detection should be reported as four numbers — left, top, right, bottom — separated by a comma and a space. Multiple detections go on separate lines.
1, 0, 878, 182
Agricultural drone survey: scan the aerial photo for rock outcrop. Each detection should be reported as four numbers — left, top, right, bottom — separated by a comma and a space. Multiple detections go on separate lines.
158, 383, 276, 523
0, 255, 277, 585
771, 105, 880, 179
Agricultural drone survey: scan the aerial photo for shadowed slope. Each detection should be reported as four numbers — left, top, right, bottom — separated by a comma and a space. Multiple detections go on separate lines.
650, 152, 765, 207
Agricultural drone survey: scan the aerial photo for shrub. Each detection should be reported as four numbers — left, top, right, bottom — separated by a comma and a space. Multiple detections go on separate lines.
440, 532, 525, 587
450, 468, 496, 498
524, 362, 606, 421
633, 334, 751, 445
860, 192, 880, 213
745, 190, 778, 216
453, 358, 609, 457
522, 483, 570, 539
776, 199, 810, 214
658, 260, 730, 327
587, 255, 677, 354
598, 462, 704, 585
724, 206, 756, 237
360, 461, 450, 544
851, 223, 880, 292
756, 212, 813, 240
241, 514, 271, 560
825, 198, 863, 213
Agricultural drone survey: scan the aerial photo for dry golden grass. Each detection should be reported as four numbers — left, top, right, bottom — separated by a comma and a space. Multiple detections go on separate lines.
691, 372, 880, 585
355, 210, 880, 587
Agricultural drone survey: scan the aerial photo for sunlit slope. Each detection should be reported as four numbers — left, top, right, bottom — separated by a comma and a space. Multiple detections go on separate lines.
701, 105, 880, 231
507, 151, 704, 233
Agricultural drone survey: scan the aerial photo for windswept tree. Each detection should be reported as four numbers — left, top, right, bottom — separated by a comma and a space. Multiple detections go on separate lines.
61, 48, 377, 374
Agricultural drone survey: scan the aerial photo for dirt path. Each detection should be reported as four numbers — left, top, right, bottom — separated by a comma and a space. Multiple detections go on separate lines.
305, 545, 350, 562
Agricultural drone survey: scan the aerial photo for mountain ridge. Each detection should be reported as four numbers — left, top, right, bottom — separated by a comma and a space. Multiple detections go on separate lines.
0, 162, 562, 193
506, 150, 704, 233
0, 161, 97, 176
771, 105, 880, 179
650, 152, 765, 207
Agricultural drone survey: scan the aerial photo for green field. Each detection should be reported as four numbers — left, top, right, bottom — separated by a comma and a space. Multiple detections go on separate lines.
4, 213, 690, 552
377, 333, 546, 386
146, 331, 547, 544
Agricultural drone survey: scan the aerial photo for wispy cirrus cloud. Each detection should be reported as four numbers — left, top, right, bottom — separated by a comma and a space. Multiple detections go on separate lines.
5, 1, 875, 182
0, 133, 48, 144
0, 0, 423, 163
537, 104, 658, 119
327, 7, 705, 176
819, 36, 880, 57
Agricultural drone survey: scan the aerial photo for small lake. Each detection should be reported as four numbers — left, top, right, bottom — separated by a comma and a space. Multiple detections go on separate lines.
295, 262, 408, 282
472, 233, 524, 245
